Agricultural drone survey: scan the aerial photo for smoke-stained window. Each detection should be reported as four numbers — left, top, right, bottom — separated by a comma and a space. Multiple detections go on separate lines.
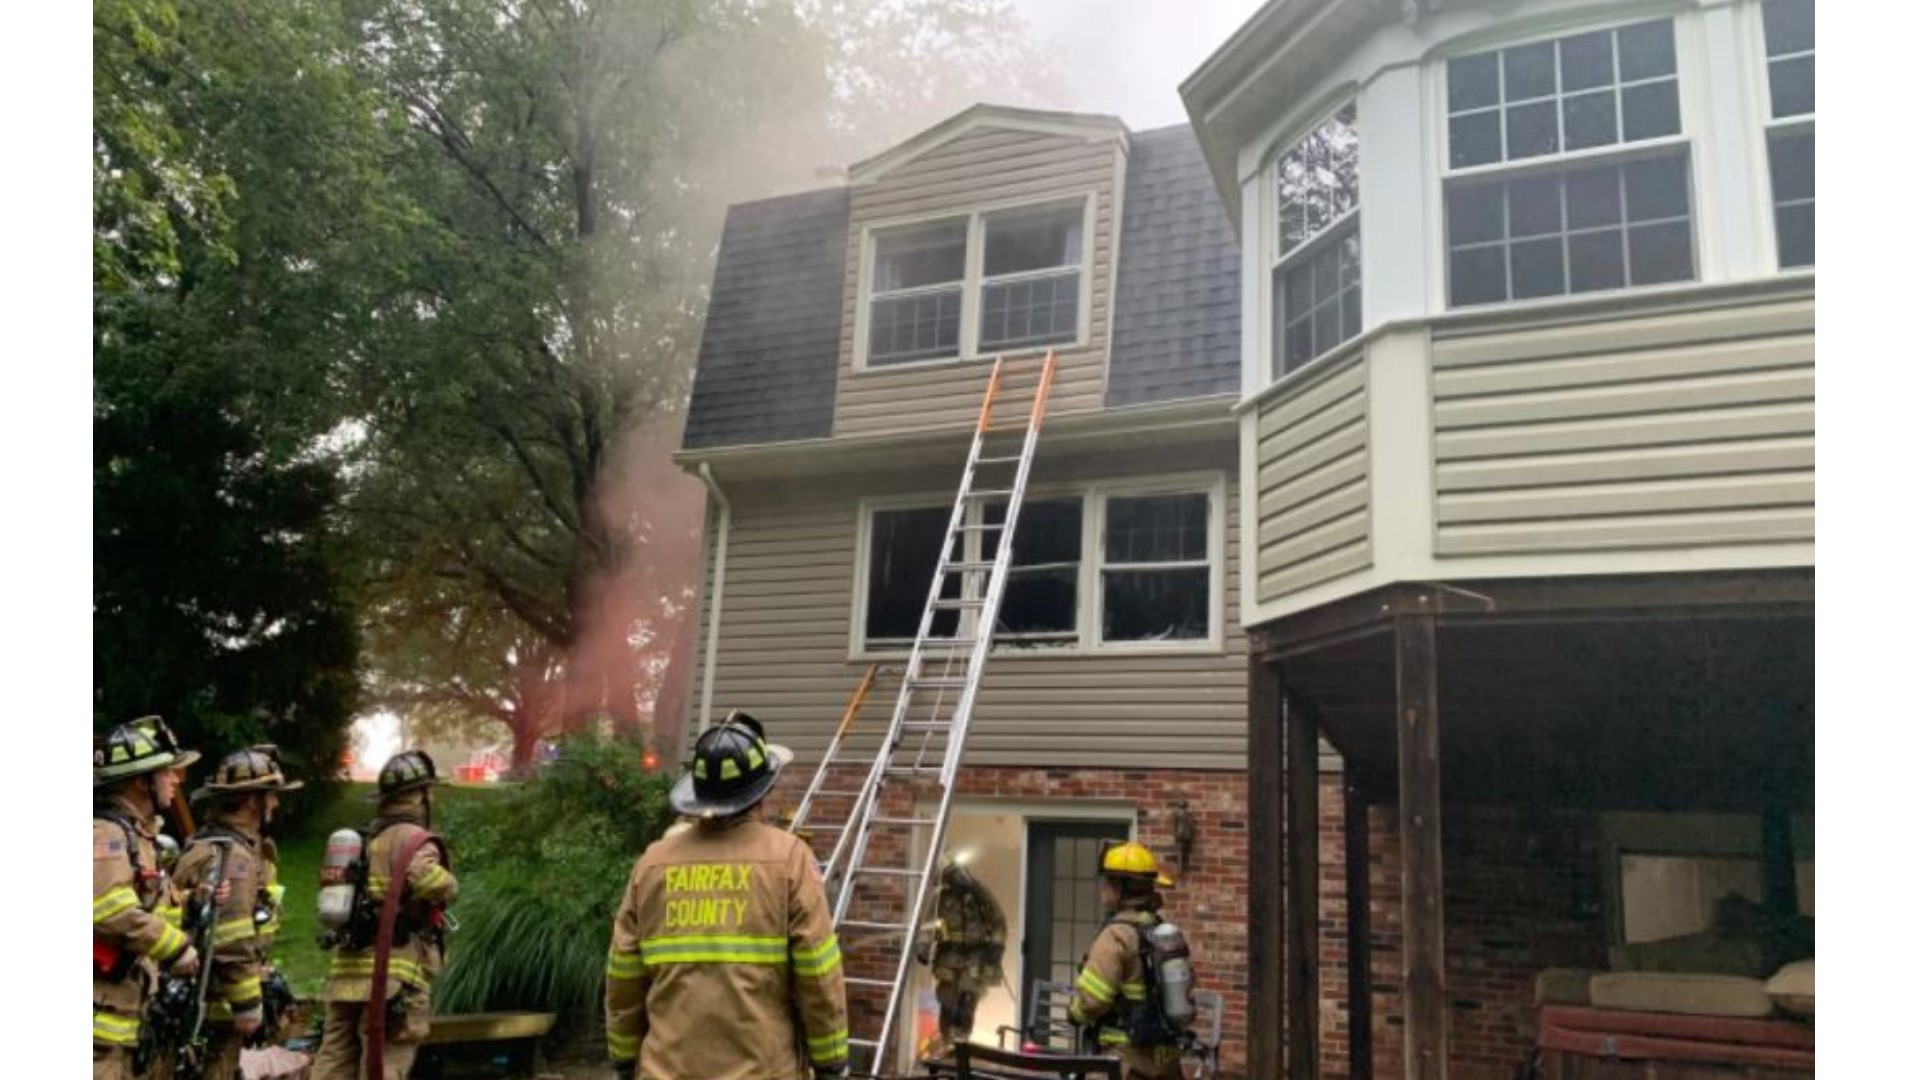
1100, 493, 1210, 644
980, 202, 1083, 351
868, 219, 967, 365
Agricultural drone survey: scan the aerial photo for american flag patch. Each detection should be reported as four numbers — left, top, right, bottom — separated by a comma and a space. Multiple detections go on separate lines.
95, 838, 125, 860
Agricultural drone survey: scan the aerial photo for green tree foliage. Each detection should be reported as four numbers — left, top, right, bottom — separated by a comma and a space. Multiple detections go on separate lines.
434, 735, 675, 1018
93, 0, 421, 793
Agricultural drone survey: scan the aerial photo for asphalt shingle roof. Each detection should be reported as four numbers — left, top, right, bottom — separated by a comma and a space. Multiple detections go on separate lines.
682, 124, 1240, 450
682, 187, 849, 450
1107, 125, 1242, 406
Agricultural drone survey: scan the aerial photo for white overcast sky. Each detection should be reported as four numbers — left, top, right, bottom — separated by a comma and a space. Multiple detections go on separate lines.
1008, 0, 1272, 129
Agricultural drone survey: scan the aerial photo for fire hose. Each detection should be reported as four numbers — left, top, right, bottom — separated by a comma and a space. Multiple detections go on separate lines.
365, 829, 447, 1080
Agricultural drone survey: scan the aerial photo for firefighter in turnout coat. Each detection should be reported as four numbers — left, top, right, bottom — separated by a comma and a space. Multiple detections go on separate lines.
915, 860, 1008, 1056
168, 745, 303, 1080
1068, 842, 1184, 1080
92, 716, 203, 1080
312, 750, 459, 1080
605, 712, 849, 1080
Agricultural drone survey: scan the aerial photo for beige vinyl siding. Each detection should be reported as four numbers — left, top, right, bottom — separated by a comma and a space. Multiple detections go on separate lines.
834, 127, 1121, 438
687, 446, 1247, 771
1253, 351, 1372, 603
1430, 292, 1815, 556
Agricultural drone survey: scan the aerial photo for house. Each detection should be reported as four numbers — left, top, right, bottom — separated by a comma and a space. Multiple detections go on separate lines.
672, 106, 1256, 1071
1180, 0, 1814, 1078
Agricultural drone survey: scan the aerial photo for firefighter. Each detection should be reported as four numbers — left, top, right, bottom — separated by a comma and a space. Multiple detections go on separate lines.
605, 711, 849, 1080
312, 750, 459, 1080
914, 860, 1007, 1057
1068, 841, 1184, 1080
169, 745, 303, 1080
93, 716, 203, 1080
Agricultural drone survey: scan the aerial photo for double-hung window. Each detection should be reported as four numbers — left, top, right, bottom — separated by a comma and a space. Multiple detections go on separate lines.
1761, 0, 1814, 268
1443, 18, 1697, 306
1271, 103, 1361, 376
857, 483, 1218, 653
864, 198, 1087, 367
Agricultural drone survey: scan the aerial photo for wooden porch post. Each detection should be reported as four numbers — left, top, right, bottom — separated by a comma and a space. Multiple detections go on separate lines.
1344, 780, 1373, 1080
1284, 693, 1321, 1079
1394, 613, 1447, 1080
1248, 654, 1284, 1079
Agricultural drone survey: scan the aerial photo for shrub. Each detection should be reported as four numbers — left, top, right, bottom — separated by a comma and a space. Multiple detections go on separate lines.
434, 734, 674, 1020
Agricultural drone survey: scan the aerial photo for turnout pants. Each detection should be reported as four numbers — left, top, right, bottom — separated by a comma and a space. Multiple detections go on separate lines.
310, 997, 430, 1080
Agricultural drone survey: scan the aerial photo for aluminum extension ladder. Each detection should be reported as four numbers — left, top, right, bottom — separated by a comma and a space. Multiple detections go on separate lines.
787, 350, 1060, 1074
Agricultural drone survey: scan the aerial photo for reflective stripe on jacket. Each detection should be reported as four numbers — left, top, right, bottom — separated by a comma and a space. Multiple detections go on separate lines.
93, 797, 182, 1042
1068, 909, 1184, 1080
604, 816, 849, 1080
174, 818, 274, 1018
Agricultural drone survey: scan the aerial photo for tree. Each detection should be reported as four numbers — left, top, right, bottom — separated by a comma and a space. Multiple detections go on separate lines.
93, 0, 418, 790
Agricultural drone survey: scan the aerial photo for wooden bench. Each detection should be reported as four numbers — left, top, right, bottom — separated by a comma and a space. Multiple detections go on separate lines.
412, 1011, 557, 1079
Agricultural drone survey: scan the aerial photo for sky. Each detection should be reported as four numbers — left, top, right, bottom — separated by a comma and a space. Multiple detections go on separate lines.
1008, 0, 1273, 129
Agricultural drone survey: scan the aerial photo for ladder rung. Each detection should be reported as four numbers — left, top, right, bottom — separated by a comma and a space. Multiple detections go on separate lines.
898, 720, 953, 732
942, 561, 996, 574
802, 822, 846, 831
813, 789, 866, 799
854, 866, 925, 878
961, 488, 1014, 499
845, 978, 893, 990
849, 1037, 883, 1048
907, 676, 968, 689
975, 455, 1024, 465
840, 919, 912, 932
930, 597, 985, 609
955, 522, 1005, 531
873, 815, 940, 827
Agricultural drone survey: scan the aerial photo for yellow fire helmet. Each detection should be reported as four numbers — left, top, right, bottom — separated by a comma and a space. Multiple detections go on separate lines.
1100, 840, 1174, 888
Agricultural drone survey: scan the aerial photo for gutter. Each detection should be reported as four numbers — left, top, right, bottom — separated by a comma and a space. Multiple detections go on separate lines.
695, 463, 731, 734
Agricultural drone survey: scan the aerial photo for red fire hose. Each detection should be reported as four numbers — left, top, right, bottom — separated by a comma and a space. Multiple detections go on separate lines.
366, 830, 444, 1080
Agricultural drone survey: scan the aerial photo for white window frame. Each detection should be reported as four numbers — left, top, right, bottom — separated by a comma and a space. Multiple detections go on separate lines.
852, 192, 1096, 372
849, 472, 1226, 658
1429, 11, 1711, 311
1749, 0, 1814, 272
1267, 101, 1362, 381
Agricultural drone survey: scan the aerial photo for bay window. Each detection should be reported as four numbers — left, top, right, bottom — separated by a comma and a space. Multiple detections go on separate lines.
1443, 18, 1697, 306
1271, 103, 1361, 376
1761, 0, 1814, 268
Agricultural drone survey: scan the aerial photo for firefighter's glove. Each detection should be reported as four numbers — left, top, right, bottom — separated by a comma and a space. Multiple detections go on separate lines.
230, 1006, 264, 1039
168, 944, 201, 979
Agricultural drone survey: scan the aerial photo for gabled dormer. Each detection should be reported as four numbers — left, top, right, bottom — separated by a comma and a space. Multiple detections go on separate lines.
682, 106, 1241, 453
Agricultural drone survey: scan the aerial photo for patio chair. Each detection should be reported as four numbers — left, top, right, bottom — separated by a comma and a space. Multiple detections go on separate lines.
996, 980, 1083, 1055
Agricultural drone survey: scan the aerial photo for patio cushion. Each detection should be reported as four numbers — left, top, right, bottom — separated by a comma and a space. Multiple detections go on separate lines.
1766, 959, 1814, 1017
1588, 972, 1774, 1018
1533, 967, 1595, 1006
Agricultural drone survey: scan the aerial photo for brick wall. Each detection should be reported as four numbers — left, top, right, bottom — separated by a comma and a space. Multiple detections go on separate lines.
1313, 776, 1609, 1080
768, 764, 1252, 1078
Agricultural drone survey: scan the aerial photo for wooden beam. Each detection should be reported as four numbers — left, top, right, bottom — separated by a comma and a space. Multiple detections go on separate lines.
1285, 693, 1321, 1080
1395, 613, 1447, 1080
1345, 780, 1373, 1080
1247, 655, 1285, 1080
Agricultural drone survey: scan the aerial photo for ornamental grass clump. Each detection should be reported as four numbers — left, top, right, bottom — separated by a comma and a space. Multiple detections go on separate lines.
434, 734, 674, 1021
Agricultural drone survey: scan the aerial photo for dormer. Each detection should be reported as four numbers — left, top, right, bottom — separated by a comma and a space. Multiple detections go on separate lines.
681, 107, 1242, 454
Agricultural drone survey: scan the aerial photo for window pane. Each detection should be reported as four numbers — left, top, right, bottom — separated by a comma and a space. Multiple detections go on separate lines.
980, 272, 1079, 350
1627, 220, 1694, 285
1448, 180, 1506, 245
1448, 51, 1500, 111
1621, 80, 1681, 142
1563, 89, 1619, 150
985, 498, 1083, 566
1566, 164, 1624, 229
1450, 246, 1509, 306
869, 288, 961, 365
1106, 494, 1208, 564
1508, 174, 1563, 238
999, 568, 1076, 637
1620, 855, 1764, 944
1775, 202, 1814, 270
1503, 41, 1557, 101
985, 203, 1083, 276
1340, 286, 1362, 340
1625, 153, 1691, 222
873, 220, 965, 292
1276, 223, 1361, 371
1505, 100, 1560, 159
1103, 568, 1210, 642
1763, 0, 1815, 57
1616, 19, 1676, 81
1510, 237, 1566, 299
1285, 318, 1315, 373
1275, 103, 1360, 257
867, 508, 958, 641
1768, 55, 1814, 119
1559, 30, 1615, 92
1450, 111, 1503, 169
1568, 231, 1626, 292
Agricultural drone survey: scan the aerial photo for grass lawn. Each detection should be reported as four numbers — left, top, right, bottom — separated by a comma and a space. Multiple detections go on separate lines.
273, 782, 508, 998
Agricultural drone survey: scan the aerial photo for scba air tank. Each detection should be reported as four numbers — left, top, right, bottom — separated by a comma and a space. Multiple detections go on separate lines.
315, 828, 364, 934
1148, 920, 1196, 1027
